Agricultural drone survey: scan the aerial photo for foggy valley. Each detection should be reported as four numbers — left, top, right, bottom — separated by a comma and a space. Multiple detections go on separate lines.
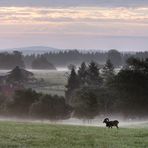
0, 0, 148, 147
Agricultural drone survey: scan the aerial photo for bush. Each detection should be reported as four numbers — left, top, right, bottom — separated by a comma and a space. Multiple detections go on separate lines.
29, 95, 72, 120
6, 89, 40, 117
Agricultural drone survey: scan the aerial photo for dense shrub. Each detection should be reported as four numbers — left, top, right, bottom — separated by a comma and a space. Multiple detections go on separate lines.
29, 95, 72, 120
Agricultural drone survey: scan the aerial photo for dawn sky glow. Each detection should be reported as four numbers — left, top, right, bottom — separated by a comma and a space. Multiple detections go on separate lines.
0, 1, 148, 51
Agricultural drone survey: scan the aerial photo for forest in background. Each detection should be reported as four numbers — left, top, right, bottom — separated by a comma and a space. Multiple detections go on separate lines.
0, 49, 148, 69
0, 56, 148, 120
65, 58, 148, 119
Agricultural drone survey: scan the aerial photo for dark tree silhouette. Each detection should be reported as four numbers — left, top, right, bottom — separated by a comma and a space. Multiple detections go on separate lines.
102, 59, 115, 87
87, 61, 103, 87
23, 50, 107, 68
0, 51, 25, 69
65, 68, 80, 103
77, 62, 87, 86
70, 87, 99, 119
66, 68, 79, 91
6, 89, 40, 117
113, 58, 148, 117
108, 49, 122, 67
29, 94, 72, 120
7, 66, 34, 83
32, 55, 56, 70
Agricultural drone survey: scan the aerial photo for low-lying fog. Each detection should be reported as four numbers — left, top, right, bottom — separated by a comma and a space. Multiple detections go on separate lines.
0, 116, 147, 128
27, 67, 69, 72
0, 68, 147, 128
0, 67, 68, 72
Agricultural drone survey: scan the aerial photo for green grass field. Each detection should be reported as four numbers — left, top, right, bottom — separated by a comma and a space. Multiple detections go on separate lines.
0, 69, 68, 96
30, 70, 67, 96
0, 121, 147, 148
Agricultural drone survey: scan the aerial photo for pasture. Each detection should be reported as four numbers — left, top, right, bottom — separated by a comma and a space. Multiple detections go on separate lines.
0, 69, 68, 96
31, 69, 67, 96
0, 121, 147, 148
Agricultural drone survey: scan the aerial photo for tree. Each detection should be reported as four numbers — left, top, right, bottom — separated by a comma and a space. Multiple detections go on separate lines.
126, 57, 148, 73
102, 59, 115, 87
29, 94, 72, 120
77, 62, 87, 86
7, 66, 34, 83
32, 56, 56, 70
70, 87, 99, 119
66, 68, 79, 91
13, 51, 25, 68
108, 49, 122, 67
6, 89, 40, 117
0, 51, 25, 69
87, 61, 103, 87
113, 58, 148, 117
0, 93, 7, 114
65, 68, 80, 103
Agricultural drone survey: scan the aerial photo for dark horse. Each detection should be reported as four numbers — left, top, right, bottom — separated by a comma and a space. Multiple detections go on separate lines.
103, 118, 119, 129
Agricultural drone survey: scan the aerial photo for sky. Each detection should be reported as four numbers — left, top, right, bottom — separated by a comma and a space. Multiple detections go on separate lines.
0, 0, 148, 51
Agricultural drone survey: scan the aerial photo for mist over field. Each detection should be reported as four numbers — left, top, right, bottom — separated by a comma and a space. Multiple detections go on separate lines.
0, 115, 147, 129
0, 0, 148, 147
0, 50, 148, 120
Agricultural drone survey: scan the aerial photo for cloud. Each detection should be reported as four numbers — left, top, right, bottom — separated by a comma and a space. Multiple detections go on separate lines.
0, 7, 148, 25
0, 6, 148, 38
0, 4, 148, 50
0, 0, 148, 7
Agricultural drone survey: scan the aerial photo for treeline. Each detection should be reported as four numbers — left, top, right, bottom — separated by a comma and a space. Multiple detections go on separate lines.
0, 89, 72, 120
66, 58, 148, 119
0, 57, 148, 120
0, 51, 25, 69
24, 50, 148, 67
24, 49, 122, 67
31, 55, 56, 70
0, 51, 55, 70
1, 49, 148, 69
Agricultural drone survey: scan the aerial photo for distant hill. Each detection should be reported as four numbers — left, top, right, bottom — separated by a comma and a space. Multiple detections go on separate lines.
0, 46, 60, 55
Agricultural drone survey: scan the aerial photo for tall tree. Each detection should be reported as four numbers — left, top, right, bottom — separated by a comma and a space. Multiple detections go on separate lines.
102, 59, 115, 87
78, 62, 87, 86
0, 51, 25, 69
113, 58, 148, 117
7, 66, 34, 83
87, 61, 103, 87
65, 68, 80, 103
31, 55, 56, 70
66, 68, 79, 91
108, 49, 122, 67
13, 51, 25, 68
71, 87, 99, 119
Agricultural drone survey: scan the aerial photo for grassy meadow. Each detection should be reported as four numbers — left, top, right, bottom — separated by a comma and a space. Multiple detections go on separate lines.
0, 69, 148, 147
0, 121, 147, 148
27, 69, 67, 96
0, 69, 68, 96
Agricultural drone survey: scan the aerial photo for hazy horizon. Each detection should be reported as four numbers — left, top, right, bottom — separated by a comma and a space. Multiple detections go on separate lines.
0, 0, 148, 51
0, 44, 148, 52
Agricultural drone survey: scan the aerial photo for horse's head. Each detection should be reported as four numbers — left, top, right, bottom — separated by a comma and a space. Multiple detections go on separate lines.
103, 118, 109, 123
